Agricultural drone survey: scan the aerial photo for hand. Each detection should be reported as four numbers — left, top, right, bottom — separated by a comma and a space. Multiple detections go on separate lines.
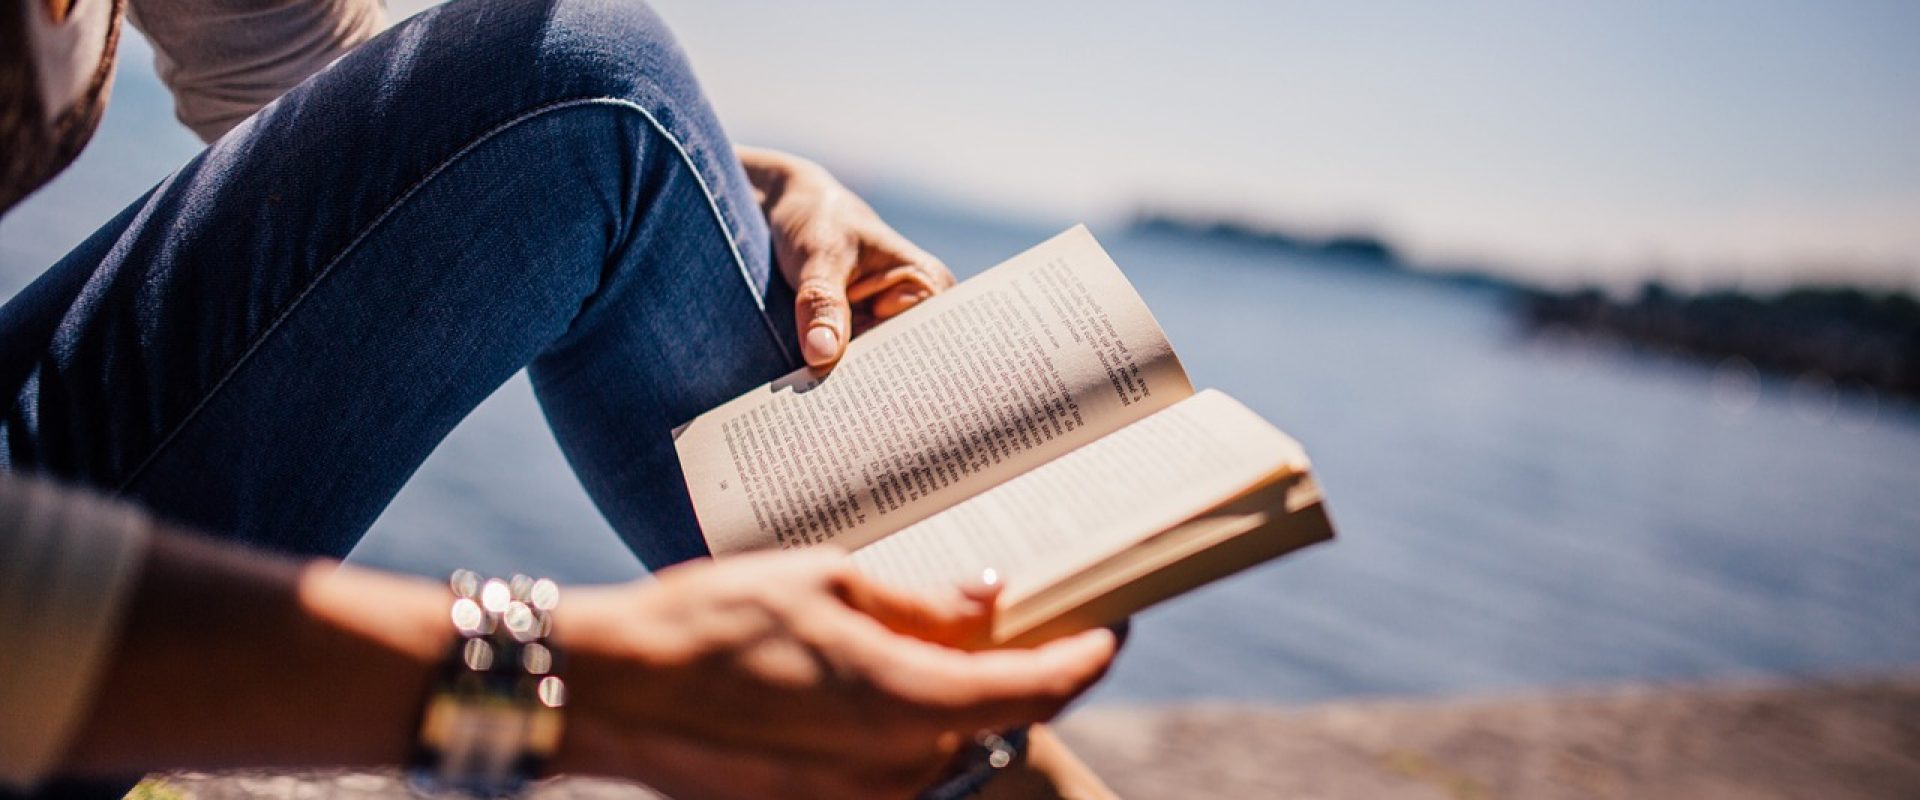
550, 551, 1119, 800
739, 146, 957, 368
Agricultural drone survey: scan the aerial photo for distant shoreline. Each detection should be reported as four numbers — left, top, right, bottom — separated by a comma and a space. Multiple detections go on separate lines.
1130, 212, 1920, 402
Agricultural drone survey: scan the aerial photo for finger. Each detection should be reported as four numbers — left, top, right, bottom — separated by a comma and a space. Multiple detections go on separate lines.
916, 628, 1118, 729
834, 569, 997, 648
921, 257, 956, 290
841, 620, 1119, 731
957, 567, 1004, 605
864, 237, 955, 292
794, 239, 858, 368
871, 284, 931, 319
848, 264, 942, 304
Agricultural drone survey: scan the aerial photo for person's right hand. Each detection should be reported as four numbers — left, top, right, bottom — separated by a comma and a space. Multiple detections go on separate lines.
549, 551, 1118, 800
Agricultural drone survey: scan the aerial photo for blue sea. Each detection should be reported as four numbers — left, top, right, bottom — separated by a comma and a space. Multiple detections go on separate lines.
5, 34, 1918, 705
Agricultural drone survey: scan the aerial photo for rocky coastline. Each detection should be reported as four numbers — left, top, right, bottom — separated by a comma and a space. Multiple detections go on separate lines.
1130, 212, 1920, 403
1515, 284, 1920, 401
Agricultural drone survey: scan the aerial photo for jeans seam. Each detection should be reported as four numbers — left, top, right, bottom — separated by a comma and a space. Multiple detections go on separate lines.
112, 95, 790, 495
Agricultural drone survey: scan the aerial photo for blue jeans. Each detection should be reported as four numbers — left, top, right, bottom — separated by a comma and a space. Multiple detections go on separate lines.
0, 0, 801, 570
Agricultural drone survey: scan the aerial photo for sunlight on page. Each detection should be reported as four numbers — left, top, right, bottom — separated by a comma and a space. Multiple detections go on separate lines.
850, 390, 1300, 604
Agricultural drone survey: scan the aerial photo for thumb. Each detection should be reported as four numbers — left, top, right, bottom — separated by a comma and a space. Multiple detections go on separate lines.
794, 244, 856, 368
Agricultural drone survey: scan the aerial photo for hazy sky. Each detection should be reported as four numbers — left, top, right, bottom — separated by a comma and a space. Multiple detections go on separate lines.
619, 1, 1919, 290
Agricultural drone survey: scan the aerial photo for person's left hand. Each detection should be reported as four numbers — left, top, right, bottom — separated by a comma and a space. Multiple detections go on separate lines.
738, 146, 956, 369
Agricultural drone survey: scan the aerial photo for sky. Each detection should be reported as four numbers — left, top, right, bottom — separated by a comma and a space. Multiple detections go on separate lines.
10, 1, 1913, 293
623, 0, 1920, 291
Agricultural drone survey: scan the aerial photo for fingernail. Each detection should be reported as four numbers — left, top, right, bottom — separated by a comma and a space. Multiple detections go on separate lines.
805, 326, 840, 362
958, 567, 1003, 603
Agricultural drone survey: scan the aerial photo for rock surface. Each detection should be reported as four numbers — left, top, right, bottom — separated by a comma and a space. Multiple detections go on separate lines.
1056, 673, 1920, 799
139, 674, 1920, 799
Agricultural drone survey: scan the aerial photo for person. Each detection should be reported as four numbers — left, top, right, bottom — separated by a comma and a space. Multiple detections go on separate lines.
0, 0, 1123, 797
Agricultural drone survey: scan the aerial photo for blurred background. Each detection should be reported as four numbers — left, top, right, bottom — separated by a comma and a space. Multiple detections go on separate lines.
3, 0, 1916, 720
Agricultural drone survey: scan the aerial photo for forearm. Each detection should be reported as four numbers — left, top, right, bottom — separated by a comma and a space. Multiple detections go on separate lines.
56, 529, 450, 778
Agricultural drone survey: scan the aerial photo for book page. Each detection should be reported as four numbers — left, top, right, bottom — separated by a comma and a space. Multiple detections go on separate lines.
987, 471, 1329, 646
677, 225, 1194, 556
848, 389, 1308, 604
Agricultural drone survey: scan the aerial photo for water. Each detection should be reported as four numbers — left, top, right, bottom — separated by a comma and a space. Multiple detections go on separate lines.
5, 34, 1918, 705
874, 209, 1920, 703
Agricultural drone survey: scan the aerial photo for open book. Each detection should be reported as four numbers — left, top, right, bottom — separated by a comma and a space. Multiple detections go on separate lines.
674, 226, 1334, 647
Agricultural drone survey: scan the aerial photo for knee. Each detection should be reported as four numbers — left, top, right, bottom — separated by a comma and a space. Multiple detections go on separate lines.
428, 0, 705, 114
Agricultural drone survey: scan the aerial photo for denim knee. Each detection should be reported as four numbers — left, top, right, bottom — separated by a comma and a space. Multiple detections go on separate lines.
375, 0, 745, 211
408, 0, 706, 124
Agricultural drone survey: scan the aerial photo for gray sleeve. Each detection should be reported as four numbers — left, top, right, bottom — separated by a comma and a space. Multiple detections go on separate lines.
125, 0, 388, 142
0, 474, 152, 791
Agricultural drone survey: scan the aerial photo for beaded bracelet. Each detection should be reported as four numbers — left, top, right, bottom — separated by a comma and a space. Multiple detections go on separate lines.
406, 570, 566, 798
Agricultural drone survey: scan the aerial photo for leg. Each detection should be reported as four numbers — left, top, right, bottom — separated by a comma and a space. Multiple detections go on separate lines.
0, 0, 799, 568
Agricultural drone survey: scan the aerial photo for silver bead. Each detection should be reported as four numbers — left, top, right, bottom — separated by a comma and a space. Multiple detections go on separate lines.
450, 598, 486, 635
462, 638, 495, 672
480, 579, 512, 613
521, 643, 553, 675
449, 569, 482, 599
528, 578, 561, 612
503, 602, 538, 642
536, 676, 567, 708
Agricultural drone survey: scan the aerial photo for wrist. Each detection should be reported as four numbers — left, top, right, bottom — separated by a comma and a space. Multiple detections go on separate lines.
294, 562, 453, 765
736, 145, 827, 209
298, 561, 453, 673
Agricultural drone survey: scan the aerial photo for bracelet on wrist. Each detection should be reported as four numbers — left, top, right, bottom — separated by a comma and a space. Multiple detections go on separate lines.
407, 570, 566, 798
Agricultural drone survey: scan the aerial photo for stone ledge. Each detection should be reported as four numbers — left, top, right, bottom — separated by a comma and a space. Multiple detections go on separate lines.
135, 673, 1920, 799
1056, 673, 1920, 799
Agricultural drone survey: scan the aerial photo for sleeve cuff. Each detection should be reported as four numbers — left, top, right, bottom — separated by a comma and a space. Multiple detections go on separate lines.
0, 475, 153, 790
